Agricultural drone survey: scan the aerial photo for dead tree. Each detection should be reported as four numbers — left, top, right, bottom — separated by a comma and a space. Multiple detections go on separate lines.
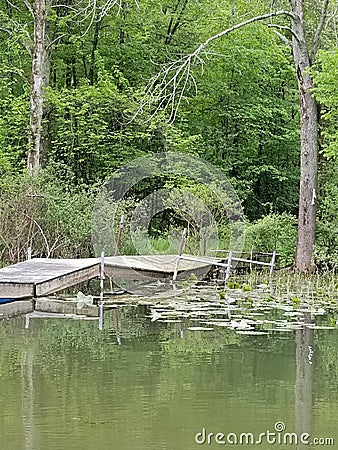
139, 0, 332, 271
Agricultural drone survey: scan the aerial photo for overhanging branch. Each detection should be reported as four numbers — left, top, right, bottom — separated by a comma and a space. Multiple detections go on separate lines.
270, 29, 292, 46
195, 10, 295, 53
267, 23, 298, 44
139, 9, 294, 122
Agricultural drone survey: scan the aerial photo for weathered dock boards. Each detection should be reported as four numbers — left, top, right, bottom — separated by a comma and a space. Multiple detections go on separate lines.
0, 255, 213, 299
104, 255, 212, 280
0, 258, 99, 298
0, 300, 34, 318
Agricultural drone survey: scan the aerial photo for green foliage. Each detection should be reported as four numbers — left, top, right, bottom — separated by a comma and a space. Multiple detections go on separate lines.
227, 281, 240, 289
314, 164, 338, 270
312, 50, 338, 159
310, 47, 338, 267
0, 170, 95, 265
291, 296, 300, 305
180, 22, 300, 220
0, 82, 29, 173
242, 283, 252, 292
244, 213, 297, 267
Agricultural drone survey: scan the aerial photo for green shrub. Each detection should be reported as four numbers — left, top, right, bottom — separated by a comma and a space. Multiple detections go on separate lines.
0, 170, 95, 265
244, 213, 297, 267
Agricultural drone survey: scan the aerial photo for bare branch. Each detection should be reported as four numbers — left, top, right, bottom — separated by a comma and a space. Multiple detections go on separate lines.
24, 214, 51, 257
192, 10, 295, 53
0, 27, 12, 35
5, 0, 22, 12
23, 0, 34, 15
310, 0, 330, 64
0, 23, 32, 54
325, 3, 338, 27
267, 23, 298, 42
51, 0, 138, 26
47, 33, 67, 50
1, 68, 29, 82
325, 5, 338, 44
270, 29, 292, 46
138, 9, 294, 123
51, 3, 78, 11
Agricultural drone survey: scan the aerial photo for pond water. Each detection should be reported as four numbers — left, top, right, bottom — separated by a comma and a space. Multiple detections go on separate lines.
1, 280, 338, 450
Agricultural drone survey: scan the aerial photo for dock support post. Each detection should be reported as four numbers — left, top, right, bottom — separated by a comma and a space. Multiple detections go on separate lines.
99, 301, 104, 330
108, 215, 124, 291
100, 251, 105, 300
179, 320, 184, 339
114, 308, 121, 345
269, 250, 276, 277
225, 250, 233, 281
173, 228, 187, 282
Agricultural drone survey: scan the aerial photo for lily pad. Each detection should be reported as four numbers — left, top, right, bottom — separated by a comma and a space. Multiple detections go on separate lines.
201, 321, 232, 327
270, 328, 296, 332
236, 331, 268, 335
187, 327, 214, 331
76, 291, 94, 309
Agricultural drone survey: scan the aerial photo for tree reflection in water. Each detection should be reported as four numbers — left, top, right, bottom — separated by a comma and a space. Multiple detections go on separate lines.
295, 311, 313, 450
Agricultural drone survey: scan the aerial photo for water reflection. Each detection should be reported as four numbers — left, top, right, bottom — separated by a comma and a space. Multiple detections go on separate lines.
21, 348, 34, 450
295, 312, 313, 449
113, 308, 121, 345
0, 304, 337, 450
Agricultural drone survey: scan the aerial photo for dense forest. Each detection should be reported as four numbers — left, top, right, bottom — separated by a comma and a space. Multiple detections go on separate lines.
1, 0, 338, 270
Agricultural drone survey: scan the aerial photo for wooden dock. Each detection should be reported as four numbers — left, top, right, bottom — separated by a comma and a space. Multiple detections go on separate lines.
0, 255, 213, 299
0, 258, 99, 298
0, 250, 277, 300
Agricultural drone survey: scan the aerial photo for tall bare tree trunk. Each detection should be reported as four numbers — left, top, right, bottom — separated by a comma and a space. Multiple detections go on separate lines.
290, 0, 318, 271
27, 0, 50, 176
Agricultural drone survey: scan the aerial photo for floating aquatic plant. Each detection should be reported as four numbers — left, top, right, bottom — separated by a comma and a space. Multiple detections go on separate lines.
241, 283, 252, 292
76, 292, 94, 309
103, 271, 338, 338
187, 327, 214, 331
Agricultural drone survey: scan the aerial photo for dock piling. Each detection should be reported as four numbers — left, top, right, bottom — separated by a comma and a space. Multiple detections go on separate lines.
114, 308, 121, 345
99, 301, 104, 330
269, 250, 276, 277
100, 252, 105, 300
225, 250, 233, 281
172, 228, 187, 282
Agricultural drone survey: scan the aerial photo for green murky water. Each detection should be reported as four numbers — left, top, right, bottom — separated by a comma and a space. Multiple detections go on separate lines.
1, 288, 338, 450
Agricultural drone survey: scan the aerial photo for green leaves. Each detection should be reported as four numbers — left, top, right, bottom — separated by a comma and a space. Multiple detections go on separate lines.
312, 49, 338, 159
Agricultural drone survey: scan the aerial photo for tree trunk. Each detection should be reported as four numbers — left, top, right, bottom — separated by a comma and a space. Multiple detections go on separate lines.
290, 0, 318, 271
27, 0, 51, 176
